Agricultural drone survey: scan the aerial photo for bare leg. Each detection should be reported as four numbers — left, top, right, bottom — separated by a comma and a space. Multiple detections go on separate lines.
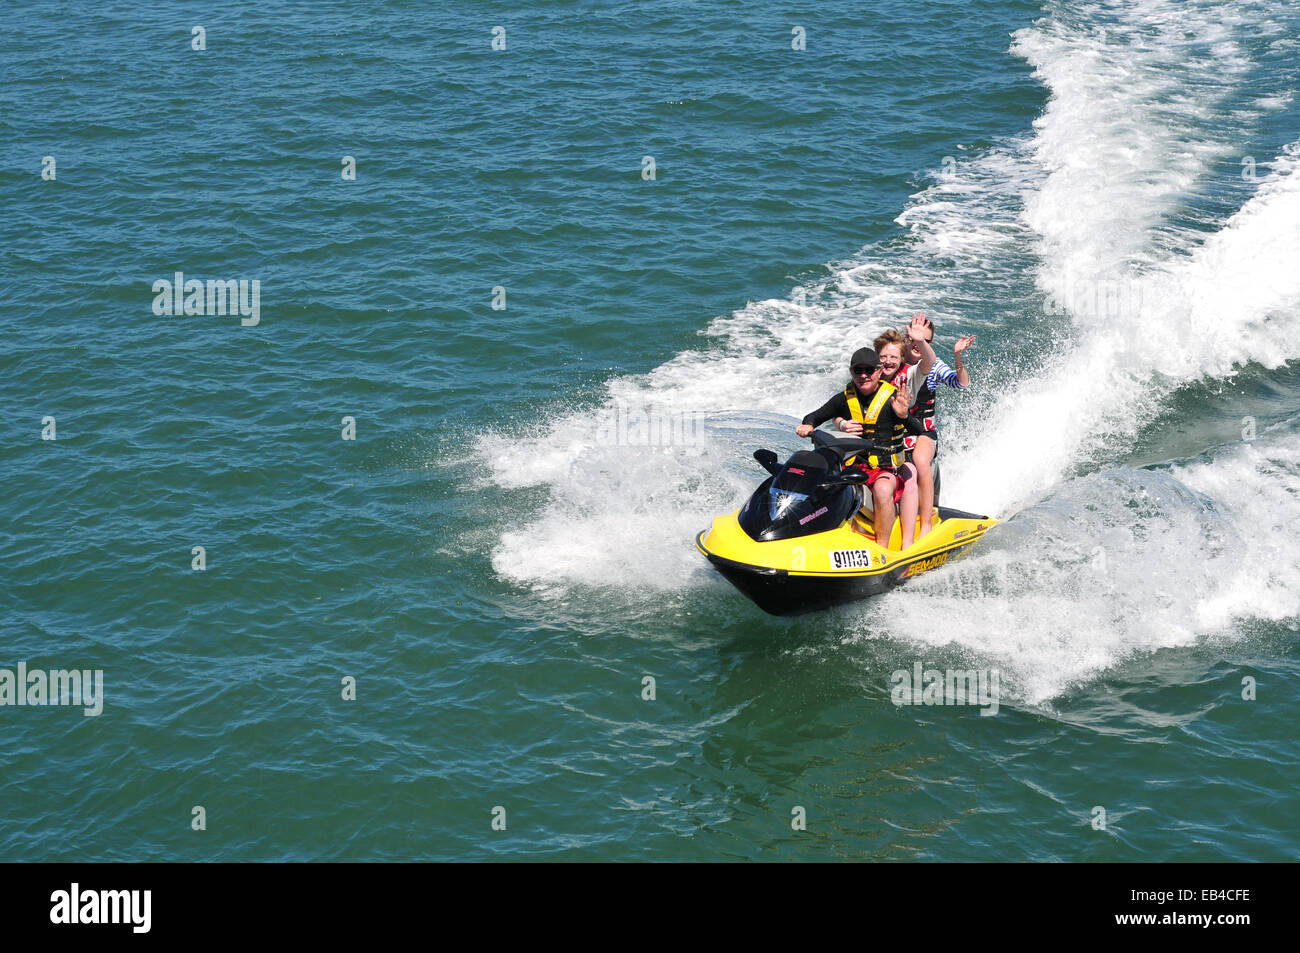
872, 476, 897, 548
912, 436, 937, 537
898, 464, 919, 549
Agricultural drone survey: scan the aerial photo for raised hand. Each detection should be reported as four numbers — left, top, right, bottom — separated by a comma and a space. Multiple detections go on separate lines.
906, 312, 929, 345
892, 380, 912, 416
954, 334, 976, 358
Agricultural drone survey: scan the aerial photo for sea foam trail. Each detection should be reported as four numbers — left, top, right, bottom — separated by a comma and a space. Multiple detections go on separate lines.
868, 0, 1300, 700
941, 0, 1300, 515
945, 139, 1300, 516
482, 0, 1300, 613
877, 418, 1300, 705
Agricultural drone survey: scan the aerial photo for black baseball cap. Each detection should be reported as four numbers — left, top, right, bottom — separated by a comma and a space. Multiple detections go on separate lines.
850, 348, 879, 374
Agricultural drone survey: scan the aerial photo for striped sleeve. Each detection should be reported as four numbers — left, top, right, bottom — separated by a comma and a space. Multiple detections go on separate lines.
926, 357, 966, 390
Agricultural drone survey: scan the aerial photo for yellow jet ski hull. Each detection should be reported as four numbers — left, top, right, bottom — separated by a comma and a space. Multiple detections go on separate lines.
696, 506, 997, 616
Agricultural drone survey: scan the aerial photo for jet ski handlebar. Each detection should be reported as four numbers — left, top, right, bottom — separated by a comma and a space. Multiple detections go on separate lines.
818, 469, 870, 486
808, 429, 874, 460
750, 433, 874, 487
752, 448, 781, 474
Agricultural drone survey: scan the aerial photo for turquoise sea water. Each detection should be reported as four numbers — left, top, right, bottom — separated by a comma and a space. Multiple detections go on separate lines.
2, 0, 1299, 860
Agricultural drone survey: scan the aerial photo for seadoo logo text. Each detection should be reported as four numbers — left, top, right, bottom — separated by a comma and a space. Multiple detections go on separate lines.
50, 883, 151, 934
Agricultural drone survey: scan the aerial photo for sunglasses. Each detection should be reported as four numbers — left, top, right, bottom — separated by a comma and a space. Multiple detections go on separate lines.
851, 365, 877, 375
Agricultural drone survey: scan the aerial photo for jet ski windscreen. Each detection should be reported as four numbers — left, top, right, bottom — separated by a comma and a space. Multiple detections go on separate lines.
737, 451, 858, 542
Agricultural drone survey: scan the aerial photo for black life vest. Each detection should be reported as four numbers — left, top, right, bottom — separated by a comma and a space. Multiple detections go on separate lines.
844, 382, 907, 468
911, 375, 936, 434
897, 364, 937, 436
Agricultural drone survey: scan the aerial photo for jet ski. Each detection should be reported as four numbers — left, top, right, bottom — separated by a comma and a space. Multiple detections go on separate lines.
696, 430, 997, 615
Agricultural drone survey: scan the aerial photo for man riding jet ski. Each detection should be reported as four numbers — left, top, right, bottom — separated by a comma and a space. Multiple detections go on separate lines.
795, 346, 918, 549
694, 347, 996, 615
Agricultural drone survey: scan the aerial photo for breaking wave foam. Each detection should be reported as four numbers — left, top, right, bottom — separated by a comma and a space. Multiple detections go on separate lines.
878, 418, 1300, 705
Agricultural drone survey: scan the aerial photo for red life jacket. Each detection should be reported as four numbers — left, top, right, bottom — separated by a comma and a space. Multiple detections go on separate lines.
896, 363, 937, 432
